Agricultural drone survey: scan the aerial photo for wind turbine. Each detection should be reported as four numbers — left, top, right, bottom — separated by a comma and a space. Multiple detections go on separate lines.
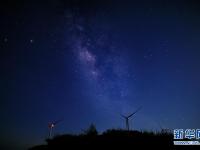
48, 119, 62, 139
121, 106, 142, 131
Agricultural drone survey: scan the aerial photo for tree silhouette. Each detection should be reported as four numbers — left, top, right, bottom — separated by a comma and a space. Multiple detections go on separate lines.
84, 123, 98, 136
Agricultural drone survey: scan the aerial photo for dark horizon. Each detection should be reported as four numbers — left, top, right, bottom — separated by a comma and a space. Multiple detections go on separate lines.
1, 0, 200, 149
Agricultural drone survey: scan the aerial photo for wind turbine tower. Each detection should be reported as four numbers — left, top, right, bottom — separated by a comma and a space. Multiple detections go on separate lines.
121, 106, 142, 131
48, 119, 62, 138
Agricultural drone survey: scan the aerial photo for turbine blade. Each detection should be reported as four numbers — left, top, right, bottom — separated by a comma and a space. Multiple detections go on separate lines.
51, 119, 63, 126
127, 112, 135, 118
128, 106, 142, 118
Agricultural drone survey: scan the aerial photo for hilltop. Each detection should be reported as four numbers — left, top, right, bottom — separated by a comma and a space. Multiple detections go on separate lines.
29, 127, 174, 149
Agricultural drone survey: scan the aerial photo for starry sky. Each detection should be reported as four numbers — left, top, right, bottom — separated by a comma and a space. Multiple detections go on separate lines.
1, 0, 200, 149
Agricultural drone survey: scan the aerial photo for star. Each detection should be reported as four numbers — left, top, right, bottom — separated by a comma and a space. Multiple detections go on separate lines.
30, 39, 34, 43
4, 37, 8, 43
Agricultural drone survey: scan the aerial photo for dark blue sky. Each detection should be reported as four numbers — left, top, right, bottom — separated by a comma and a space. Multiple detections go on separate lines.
1, 0, 200, 149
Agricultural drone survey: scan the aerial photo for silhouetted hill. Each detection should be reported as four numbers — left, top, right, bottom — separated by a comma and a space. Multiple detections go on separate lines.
29, 129, 175, 149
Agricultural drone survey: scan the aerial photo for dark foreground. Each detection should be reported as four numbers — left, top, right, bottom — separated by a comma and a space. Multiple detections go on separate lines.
29, 129, 179, 149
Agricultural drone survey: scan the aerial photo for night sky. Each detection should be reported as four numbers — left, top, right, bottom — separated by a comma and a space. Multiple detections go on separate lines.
1, 0, 200, 149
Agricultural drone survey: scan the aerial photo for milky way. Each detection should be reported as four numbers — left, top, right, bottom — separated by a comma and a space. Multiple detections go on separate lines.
60, 9, 136, 115
1, 1, 200, 149
72, 31, 132, 113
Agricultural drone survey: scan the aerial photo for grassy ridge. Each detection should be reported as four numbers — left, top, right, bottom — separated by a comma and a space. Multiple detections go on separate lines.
29, 128, 174, 149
